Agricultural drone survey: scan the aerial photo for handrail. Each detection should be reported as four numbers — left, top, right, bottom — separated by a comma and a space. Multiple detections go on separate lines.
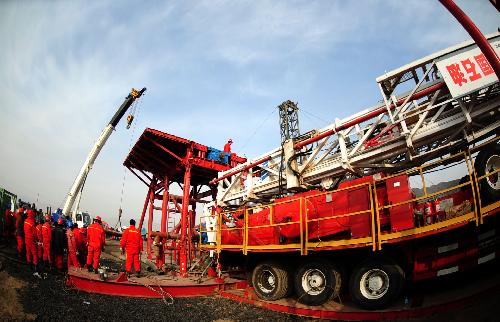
203, 146, 498, 254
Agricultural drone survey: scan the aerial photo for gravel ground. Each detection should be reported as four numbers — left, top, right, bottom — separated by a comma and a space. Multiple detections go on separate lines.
0, 241, 309, 322
1, 238, 500, 322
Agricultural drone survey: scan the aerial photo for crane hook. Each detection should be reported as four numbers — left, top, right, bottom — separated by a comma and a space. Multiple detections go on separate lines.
126, 114, 134, 129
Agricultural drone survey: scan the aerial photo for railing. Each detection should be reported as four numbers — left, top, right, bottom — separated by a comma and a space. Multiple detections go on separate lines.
304, 182, 376, 253
374, 151, 477, 249
199, 145, 499, 254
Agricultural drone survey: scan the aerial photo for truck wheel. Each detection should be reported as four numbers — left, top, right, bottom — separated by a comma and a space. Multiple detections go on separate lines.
294, 261, 341, 306
349, 258, 404, 310
252, 261, 290, 301
475, 144, 500, 203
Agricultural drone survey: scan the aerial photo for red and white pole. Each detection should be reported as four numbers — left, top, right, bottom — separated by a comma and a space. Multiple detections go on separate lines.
439, 0, 500, 79
179, 147, 193, 276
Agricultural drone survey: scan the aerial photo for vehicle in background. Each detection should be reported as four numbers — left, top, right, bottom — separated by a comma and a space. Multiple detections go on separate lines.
76, 211, 92, 228
0, 187, 17, 213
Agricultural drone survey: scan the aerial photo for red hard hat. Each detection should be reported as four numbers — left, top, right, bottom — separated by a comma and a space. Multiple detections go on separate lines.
57, 218, 63, 225
95, 216, 102, 221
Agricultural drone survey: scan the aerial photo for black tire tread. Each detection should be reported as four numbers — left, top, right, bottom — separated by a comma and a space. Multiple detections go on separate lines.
251, 261, 290, 301
349, 257, 404, 310
294, 260, 342, 306
474, 144, 500, 203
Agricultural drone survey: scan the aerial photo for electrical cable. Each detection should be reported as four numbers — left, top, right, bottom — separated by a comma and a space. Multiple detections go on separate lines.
239, 109, 277, 152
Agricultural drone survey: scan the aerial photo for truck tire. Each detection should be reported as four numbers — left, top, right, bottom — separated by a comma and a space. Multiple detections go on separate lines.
475, 144, 500, 203
349, 258, 404, 310
294, 260, 341, 306
251, 261, 290, 301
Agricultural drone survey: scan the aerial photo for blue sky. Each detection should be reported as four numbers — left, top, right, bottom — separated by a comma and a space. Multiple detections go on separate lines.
0, 1, 498, 227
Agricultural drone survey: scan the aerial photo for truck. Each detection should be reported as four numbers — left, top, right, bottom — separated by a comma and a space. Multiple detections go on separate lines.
202, 33, 500, 309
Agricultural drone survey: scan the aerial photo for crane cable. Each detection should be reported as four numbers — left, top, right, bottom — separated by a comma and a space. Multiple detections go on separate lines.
115, 95, 145, 230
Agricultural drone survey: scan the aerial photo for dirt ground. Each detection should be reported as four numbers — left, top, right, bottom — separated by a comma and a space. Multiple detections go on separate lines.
1, 238, 500, 322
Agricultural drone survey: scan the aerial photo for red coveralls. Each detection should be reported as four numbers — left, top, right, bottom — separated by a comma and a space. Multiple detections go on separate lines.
42, 221, 52, 263
76, 227, 88, 266
86, 222, 105, 270
24, 210, 38, 266
36, 224, 43, 260
120, 225, 143, 273
66, 229, 80, 269
15, 210, 24, 254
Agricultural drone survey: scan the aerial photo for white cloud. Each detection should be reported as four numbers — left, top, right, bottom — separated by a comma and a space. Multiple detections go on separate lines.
0, 0, 498, 224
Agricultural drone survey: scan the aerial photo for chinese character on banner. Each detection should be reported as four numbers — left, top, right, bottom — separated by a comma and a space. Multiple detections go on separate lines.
446, 63, 467, 86
474, 53, 494, 76
461, 58, 482, 81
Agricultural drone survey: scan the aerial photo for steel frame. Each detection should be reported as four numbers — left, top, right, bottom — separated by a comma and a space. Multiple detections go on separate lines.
124, 128, 245, 276
214, 33, 500, 206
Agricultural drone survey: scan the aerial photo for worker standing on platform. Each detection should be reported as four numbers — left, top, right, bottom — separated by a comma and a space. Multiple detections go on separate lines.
86, 216, 105, 273
66, 223, 80, 269
76, 224, 88, 266
24, 209, 39, 273
153, 234, 165, 273
15, 208, 25, 256
223, 138, 233, 153
51, 218, 66, 272
35, 219, 43, 262
42, 214, 52, 269
120, 219, 143, 277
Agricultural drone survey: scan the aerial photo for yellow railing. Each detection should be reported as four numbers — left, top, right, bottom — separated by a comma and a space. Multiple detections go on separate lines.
199, 146, 499, 254
243, 198, 303, 254
304, 182, 376, 253
374, 151, 477, 248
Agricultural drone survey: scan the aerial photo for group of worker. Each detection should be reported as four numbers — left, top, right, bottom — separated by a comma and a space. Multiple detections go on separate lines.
3, 207, 143, 278
2, 208, 109, 276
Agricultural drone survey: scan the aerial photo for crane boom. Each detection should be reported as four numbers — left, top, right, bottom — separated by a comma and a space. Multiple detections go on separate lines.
62, 87, 146, 219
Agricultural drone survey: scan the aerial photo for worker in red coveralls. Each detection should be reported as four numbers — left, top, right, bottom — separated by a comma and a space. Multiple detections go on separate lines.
36, 218, 44, 262
153, 234, 165, 273
223, 138, 233, 153
86, 216, 105, 273
52, 218, 67, 271
15, 208, 25, 256
24, 209, 39, 273
120, 219, 143, 277
76, 224, 88, 266
41, 214, 52, 269
66, 223, 80, 269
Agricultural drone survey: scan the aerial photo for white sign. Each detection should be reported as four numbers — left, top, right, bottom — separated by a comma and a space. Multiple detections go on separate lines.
436, 38, 499, 98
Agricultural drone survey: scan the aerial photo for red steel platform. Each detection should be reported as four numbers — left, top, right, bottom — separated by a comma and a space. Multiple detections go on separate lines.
67, 268, 247, 298
68, 261, 500, 320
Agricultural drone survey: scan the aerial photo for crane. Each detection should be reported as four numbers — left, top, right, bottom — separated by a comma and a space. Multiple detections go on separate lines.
62, 87, 146, 220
